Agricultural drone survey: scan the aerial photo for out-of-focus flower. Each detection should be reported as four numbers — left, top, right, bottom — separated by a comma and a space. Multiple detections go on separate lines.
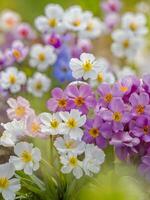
101, 0, 121, 13
35, 4, 65, 33
29, 44, 56, 71
59, 109, 86, 140
116, 66, 135, 80
0, 67, 26, 93
104, 13, 120, 31
9, 142, 41, 175
70, 53, 101, 80
0, 163, 21, 200
0, 10, 20, 31
121, 12, 147, 36
44, 33, 62, 48
16, 23, 36, 40
27, 72, 51, 97
7, 96, 34, 120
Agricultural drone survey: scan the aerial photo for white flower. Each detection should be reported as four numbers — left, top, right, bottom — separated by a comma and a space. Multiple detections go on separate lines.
0, 10, 20, 31
63, 6, 87, 32
0, 67, 26, 93
9, 142, 41, 175
0, 163, 21, 200
27, 72, 51, 97
54, 135, 85, 154
59, 109, 86, 140
79, 11, 103, 39
116, 66, 135, 80
0, 119, 26, 147
111, 29, 142, 59
70, 53, 102, 80
39, 112, 62, 135
83, 144, 105, 176
35, 4, 65, 33
121, 12, 147, 36
29, 44, 57, 71
60, 153, 83, 179
89, 58, 115, 87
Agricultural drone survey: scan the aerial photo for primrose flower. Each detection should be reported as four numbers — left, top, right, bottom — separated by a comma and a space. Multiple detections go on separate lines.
0, 67, 26, 93
59, 109, 86, 140
39, 112, 62, 135
10, 40, 28, 63
29, 44, 56, 71
27, 72, 51, 97
7, 96, 34, 120
111, 29, 141, 59
70, 53, 102, 80
121, 12, 147, 36
0, 119, 26, 147
9, 142, 41, 175
60, 152, 83, 179
44, 33, 62, 48
47, 87, 71, 112
79, 11, 103, 39
0, 10, 20, 31
16, 23, 36, 40
101, 0, 121, 13
0, 163, 21, 200
129, 92, 150, 117
100, 98, 130, 132
25, 114, 44, 138
83, 115, 112, 148
64, 6, 87, 32
54, 135, 85, 154
35, 4, 65, 33
83, 144, 105, 176
66, 83, 96, 114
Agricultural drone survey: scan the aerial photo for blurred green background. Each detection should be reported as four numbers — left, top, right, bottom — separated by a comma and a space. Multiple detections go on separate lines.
0, 0, 143, 23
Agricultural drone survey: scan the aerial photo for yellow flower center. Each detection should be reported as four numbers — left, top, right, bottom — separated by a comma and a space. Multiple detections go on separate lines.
74, 96, 85, 107
72, 19, 81, 27
50, 119, 59, 129
69, 156, 78, 167
31, 122, 41, 133
104, 93, 113, 103
129, 22, 138, 31
113, 112, 122, 122
136, 105, 145, 115
67, 118, 77, 128
12, 49, 21, 59
122, 39, 130, 48
15, 106, 25, 117
82, 60, 93, 72
65, 140, 74, 149
21, 151, 32, 163
0, 177, 9, 189
97, 72, 104, 83
48, 18, 58, 27
35, 82, 43, 90
89, 128, 99, 138
120, 86, 128, 93
9, 74, 16, 84
38, 53, 46, 61
58, 98, 67, 108
86, 22, 94, 31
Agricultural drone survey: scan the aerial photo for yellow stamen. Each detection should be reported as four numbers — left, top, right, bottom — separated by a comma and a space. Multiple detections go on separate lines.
113, 112, 122, 122
58, 98, 67, 108
97, 73, 104, 83
129, 22, 137, 31
74, 96, 85, 107
69, 156, 78, 167
120, 86, 128, 93
38, 53, 46, 61
21, 151, 32, 163
86, 22, 94, 31
72, 19, 81, 27
35, 82, 43, 90
122, 39, 130, 48
12, 49, 21, 59
82, 60, 93, 72
136, 105, 144, 115
0, 177, 9, 189
9, 74, 16, 84
48, 18, 58, 27
104, 93, 113, 103
67, 118, 77, 128
15, 106, 25, 117
50, 119, 59, 129
31, 122, 41, 133
89, 128, 99, 138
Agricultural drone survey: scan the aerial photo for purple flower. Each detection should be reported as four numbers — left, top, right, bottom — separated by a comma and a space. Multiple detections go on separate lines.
47, 88, 71, 112
129, 92, 150, 116
83, 115, 112, 148
101, 0, 121, 13
100, 98, 130, 132
10, 40, 28, 63
110, 132, 140, 160
44, 33, 62, 48
139, 154, 150, 181
130, 116, 150, 141
66, 83, 96, 114
104, 13, 120, 31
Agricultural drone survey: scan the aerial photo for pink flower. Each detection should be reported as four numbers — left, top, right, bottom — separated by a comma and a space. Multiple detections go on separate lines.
7, 96, 34, 120
25, 114, 45, 138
